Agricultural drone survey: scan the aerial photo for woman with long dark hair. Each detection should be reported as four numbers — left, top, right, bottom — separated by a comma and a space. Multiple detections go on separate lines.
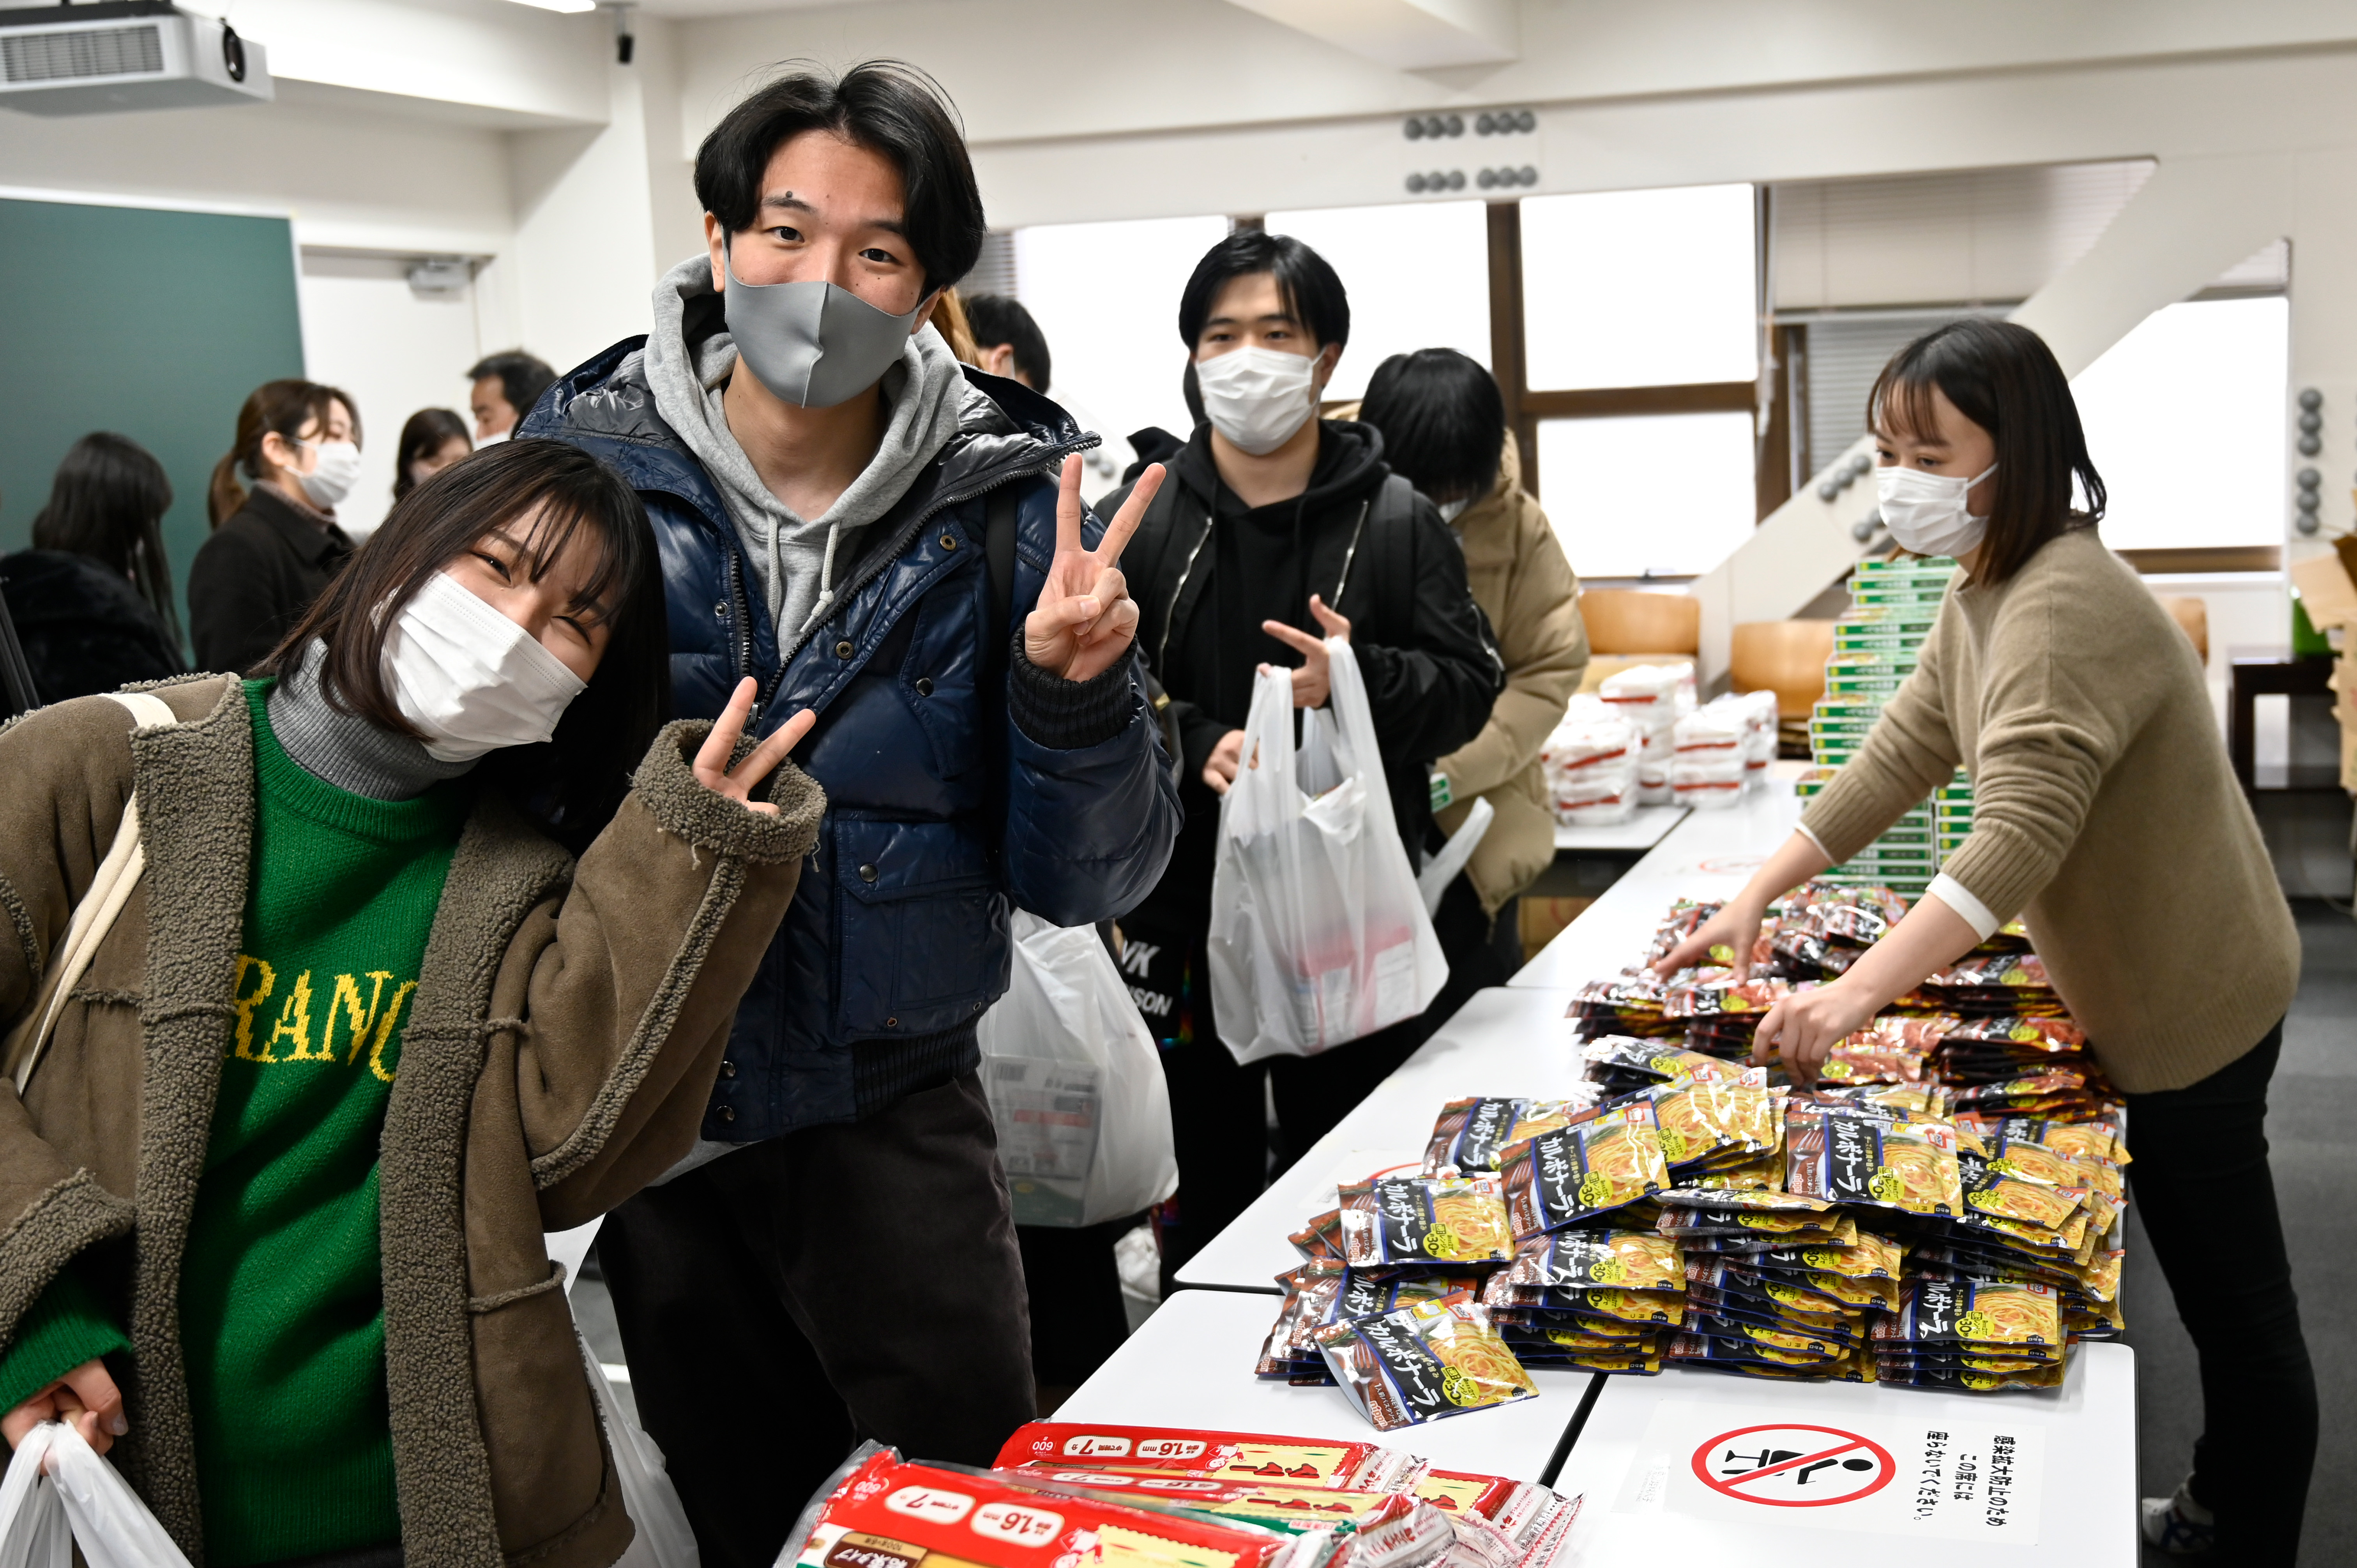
1658, 318, 2311, 1565
393, 408, 472, 502
2, 432, 188, 700
191, 379, 364, 674
0, 439, 823, 1568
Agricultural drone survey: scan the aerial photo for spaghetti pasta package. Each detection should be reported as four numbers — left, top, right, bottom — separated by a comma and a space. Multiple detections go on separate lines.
1818, 1016, 1949, 1085
1421, 1099, 1530, 1178
1339, 1178, 1516, 1269
1493, 1229, 1684, 1292
1748, 1230, 1903, 1279
1958, 1149, 2088, 1231
792, 1449, 1327, 1568
1292, 1211, 1345, 1263
1876, 1275, 2062, 1358
1500, 1104, 1668, 1237
1784, 1103, 1963, 1217
991, 1474, 1454, 1568
1405, 1473, 1583, 1568
993, 1423, 1421, 1493
1315, 1294, 1539, 1432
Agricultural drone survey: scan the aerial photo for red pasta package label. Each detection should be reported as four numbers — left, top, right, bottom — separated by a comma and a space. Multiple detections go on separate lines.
993, 1425, 1419, 1494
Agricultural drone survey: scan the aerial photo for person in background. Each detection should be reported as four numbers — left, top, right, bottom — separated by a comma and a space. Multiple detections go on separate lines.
393, 407, 473, 501
0, 438, 824, 1568
1347, 348, 1587, 997
1102, 231, 1502, 1288
965, 293, 1052, 391
528, 61, 1179, 1564
1656, 318, 2313, 1566
191, 380, 362, 674
2, 433, 188, 702
466, 350, 557, 446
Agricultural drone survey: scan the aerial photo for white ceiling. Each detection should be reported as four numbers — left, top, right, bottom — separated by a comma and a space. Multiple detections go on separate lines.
627, 0, 933, 17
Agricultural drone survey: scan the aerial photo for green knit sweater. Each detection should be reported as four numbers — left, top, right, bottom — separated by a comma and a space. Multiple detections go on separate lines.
0, 681, 467, 1564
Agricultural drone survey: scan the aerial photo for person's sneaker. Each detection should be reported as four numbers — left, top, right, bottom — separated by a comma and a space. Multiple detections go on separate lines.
2139, 1480, 2215, 1555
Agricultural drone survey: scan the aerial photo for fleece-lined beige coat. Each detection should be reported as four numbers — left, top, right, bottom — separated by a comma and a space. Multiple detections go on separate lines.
0, 675, 823, 1568
1430, 435, 1588, 917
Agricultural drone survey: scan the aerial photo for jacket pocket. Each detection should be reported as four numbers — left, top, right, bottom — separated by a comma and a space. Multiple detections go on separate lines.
832, 815, 1010, 1038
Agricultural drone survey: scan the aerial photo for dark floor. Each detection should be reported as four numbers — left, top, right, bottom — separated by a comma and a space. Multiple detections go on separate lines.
2129, 898, 2355, 1566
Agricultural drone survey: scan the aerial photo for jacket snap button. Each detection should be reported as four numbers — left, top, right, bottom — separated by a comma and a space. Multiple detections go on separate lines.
835, 639, 855, 659
915, 677, 934, 697
716, 1104, 735, 1123
859, 862, 879, 882
940, 533, 959, 551
714, 601, 728, 619
720, 1059, 737, 1077
885, 1016, 899, 1028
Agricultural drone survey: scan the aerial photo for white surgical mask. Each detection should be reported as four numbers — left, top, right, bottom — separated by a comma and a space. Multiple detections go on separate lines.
294, 439, 362, 511
1436, 496, 1471, 524
473, 428, 510, 449
1196, 346, 1317, 456
382, 571, 587, 762
1875, 461, 1997, 559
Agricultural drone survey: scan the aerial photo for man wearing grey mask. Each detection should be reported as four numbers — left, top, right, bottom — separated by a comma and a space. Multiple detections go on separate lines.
527, 61, 1179, 1567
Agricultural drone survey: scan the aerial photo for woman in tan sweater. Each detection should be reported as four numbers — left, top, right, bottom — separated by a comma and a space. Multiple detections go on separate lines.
1659, 319, 2310, 1565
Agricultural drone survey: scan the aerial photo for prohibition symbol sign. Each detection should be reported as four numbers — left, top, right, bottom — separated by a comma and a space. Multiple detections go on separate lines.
1691, 1423, 1896, 1508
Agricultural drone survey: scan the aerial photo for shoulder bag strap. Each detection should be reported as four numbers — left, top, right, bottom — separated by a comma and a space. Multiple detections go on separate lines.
4, 691, 179, 1094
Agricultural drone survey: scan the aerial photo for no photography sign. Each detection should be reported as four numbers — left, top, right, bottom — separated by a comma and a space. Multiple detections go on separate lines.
1620, 1401, 2045, 1543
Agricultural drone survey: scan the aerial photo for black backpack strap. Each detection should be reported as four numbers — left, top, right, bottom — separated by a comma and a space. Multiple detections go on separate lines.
1331, 473, 1421, 629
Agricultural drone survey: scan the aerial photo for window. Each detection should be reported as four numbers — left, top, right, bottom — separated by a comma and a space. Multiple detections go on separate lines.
1520, 184, 1757, 391
1537, 410, 1756, 578
2069, 295, 2288, 550
1262, 200, 1490, 402
1014, 214, 1230, 450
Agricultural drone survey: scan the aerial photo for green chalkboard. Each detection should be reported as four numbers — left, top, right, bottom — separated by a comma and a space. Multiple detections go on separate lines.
0, 196, 305, 645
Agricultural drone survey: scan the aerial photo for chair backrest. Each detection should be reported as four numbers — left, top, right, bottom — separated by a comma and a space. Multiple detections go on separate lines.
1731, 620, 1838, 720
2155, 594, 2209, 664
1580, 589, 1701, 656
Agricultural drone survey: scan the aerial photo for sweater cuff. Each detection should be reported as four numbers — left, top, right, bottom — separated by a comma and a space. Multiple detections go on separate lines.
1798, 765, 1921, 865
1008, 635, 1135, 750
1931, 819, 2056, 931
1796, 821, 1832, 861
1924, 873, 2000, 941
0, 1269, 128, 1423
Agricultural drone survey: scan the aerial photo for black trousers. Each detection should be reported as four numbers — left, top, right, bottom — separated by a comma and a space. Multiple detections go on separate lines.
597, 1075, 1034, 1568
1155, 880, 1514, 1287
1017, 1213, 1146, 1391
2123, 1021, 2316, 1565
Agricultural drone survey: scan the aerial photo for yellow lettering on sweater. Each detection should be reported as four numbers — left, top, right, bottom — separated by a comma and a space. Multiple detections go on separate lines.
269, 971, 317, 1060
230, 955, 276, 1060
323, 971, 394, 1065
228, 960, 417, 1079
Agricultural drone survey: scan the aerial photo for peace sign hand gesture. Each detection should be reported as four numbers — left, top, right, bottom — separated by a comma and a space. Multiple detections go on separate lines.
1024, 455, 1166, 684
693, 677, 816, 816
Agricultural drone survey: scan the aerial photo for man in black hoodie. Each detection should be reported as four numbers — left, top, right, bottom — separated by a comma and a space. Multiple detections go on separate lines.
1101, 231, 1502, 1281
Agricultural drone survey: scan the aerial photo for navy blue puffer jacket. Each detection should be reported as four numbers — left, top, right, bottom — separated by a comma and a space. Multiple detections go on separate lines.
526, 341, 1180, 1140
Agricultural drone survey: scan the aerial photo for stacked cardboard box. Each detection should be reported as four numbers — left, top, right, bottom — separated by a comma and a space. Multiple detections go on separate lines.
1800, 558, 1961, 895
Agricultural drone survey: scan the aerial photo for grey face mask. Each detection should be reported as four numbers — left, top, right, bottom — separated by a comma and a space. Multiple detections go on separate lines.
722, 250, 924, 409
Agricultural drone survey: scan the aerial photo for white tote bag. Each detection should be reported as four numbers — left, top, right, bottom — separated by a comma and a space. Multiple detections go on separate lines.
978, 912, 1179, 1227
1205, 639, 1447, 1065
0, 1421, 191, 1568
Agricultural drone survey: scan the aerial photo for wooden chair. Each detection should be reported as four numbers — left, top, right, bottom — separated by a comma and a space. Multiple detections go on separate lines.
1732, 620, 1837, 719
2155, 594, 2209, 664
1580, 590, 1700, 656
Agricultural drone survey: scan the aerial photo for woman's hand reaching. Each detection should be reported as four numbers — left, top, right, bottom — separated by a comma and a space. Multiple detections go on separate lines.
3, 1358, 123, 1463
694, 678, 815, 816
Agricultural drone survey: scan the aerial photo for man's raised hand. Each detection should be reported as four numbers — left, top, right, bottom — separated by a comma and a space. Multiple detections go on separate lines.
1025, 455, 1165, 683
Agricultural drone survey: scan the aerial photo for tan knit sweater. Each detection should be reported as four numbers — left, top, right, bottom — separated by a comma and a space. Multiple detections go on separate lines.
1801, 528, 2299, 1093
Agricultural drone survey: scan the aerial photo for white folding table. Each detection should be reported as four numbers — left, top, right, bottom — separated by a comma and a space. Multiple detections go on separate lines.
1171, 986, 1585, 1293
1551, 805, 1687, 853
1057, 1287, 1597, 1484
1547, 1346, 2136, 1565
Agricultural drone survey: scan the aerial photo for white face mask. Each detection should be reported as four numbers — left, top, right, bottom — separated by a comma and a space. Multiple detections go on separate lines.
1196, 346, 1318, 456
1875, 461, 1997, 559
473, 428, 510, 449
381, 571, 588, 762
1436, 496, 1471, 524
293, 438, 362, 511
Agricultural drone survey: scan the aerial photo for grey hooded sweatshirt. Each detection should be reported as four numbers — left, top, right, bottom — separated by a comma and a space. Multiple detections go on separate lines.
642, 254, 977, 650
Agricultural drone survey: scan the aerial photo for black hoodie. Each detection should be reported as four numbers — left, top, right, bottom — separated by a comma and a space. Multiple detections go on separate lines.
1107, 420, 1502, 928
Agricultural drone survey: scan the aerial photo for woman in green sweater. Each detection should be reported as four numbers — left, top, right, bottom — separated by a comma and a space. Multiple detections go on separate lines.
0, 440, 824, 1568
1658, 320, 2311, 1565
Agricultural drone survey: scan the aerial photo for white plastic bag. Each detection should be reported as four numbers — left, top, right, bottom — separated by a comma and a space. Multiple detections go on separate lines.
979, 912, 1178, 1227
0, 1421, 192, 1568
1206, 640, 1447, 1064
582, 1334, 699, 1568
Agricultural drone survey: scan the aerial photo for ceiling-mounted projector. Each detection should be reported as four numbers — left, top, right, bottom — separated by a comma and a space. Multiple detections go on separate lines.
0, 1, 271, 115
